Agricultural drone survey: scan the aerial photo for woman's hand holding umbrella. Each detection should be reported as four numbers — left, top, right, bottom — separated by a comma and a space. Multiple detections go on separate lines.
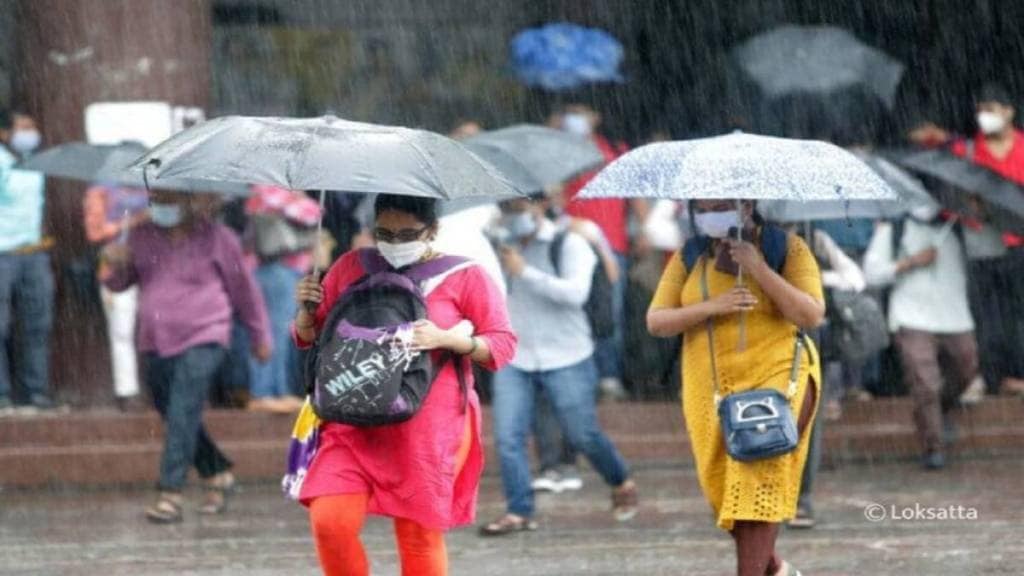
707, 287, 759, 316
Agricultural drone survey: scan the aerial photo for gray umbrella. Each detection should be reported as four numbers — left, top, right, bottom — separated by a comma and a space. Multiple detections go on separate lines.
463, 142, 543, 195
759, 151, 937, 222
129, 115, 521, 200
732, 25, 905, 109
465, 124, 604, 186
19, 141, 249, 196
896, 149, 1024, 234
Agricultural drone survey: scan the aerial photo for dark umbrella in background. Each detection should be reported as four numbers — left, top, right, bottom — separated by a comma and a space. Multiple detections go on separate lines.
896, 149, 1024, 235
19, 141, 250, 196
465, 124, 605, 186
728, 25, 904, 138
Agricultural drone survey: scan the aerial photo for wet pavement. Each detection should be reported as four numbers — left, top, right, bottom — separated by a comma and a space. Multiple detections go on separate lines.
1, 458, 1021, 575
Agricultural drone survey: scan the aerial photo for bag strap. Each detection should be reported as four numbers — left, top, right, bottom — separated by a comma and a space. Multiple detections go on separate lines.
436, 350, 470, 414
698, 257, 807, 406
548, 230, 567, 275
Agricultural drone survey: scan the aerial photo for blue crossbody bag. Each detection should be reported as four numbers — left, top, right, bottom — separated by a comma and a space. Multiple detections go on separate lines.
699, 258, 808, 462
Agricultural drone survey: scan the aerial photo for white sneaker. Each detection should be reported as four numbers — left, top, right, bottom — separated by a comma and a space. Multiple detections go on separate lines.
960, 376, 986, 406
599, 378, 628, 402
558, 467, 583, 491
531, 469, 564, 493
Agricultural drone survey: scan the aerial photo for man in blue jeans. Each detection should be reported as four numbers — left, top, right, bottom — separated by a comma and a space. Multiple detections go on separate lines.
0, 109, 56, 413
480, 196, 637, 536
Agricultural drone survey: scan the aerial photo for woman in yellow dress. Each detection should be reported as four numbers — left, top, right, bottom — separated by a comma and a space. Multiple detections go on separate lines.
648, 199, 824, 576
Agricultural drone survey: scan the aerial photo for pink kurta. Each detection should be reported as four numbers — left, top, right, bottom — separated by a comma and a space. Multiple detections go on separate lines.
294, 250, 517, 531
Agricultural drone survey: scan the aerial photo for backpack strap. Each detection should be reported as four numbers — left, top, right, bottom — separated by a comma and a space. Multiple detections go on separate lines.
682, 226, 788, 274
548, 230, 568, 275
403, 255, 471, 284
357, 247, 390, 275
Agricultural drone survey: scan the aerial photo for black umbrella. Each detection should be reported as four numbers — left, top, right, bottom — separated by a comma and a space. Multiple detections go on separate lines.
895, 149, 1024, 235
19, 141, 249, 196
729, 25, 904, 138
731, 25, 904, 109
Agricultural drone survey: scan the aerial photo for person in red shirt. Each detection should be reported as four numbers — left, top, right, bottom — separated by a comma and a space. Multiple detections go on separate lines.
910, 83, 1024, 396
559, 104, 641, 401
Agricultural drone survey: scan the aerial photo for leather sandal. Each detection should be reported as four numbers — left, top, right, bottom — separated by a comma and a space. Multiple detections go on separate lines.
145, 492, 184, 524
478, 514, 538, 537
612, 481, 638, 522
199, 472, 237, 515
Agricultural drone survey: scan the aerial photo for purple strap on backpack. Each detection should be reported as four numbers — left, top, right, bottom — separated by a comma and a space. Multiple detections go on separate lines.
357, 248, 470, 286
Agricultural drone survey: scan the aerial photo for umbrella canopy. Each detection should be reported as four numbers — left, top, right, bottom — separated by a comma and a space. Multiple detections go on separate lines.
129, 115, 522, 200
465, 124, 604, 186
509, 23, 624, 91
462, 142, 542, 195
731, 25, 904, 110
896, 149, 1024, 234
759, 151, 936, 222
19, 142, 248, 196
579, 132, 896, 202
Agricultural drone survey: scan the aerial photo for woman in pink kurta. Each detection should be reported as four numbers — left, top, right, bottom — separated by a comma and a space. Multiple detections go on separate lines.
292, 194, 516, 576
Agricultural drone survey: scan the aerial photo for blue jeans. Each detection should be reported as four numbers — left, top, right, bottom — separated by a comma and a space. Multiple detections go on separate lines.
594, 252, 628, 381
533, 388, 577, 472
145, 345, 232, 491
493, 357, 630, 517
248, 263, 301, 398
0, 252, 54, 401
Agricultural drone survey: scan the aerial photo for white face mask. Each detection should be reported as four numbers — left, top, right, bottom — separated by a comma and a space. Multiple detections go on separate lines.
694, 210, 742, 239
909, 203, 940, 222
977, 111, 1007, 135
377, 240, 430, 269
10, 129, 41, 154
561, 113, 593, 137
149, 203, 183, 228
503, 212, 538, 239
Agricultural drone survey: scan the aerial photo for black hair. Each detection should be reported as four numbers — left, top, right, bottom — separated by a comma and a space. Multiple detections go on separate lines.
373, 194, 439, 227
976, 83, 1014, 107
0, 109, 11, 130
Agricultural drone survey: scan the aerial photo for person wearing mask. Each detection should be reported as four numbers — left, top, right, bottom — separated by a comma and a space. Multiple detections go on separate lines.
83, 184, 150, 411
648, 200, 823, 576
481, 195, 637, 536
863, 205, 979, 470
560, 104, 635, 401
102, 190, 272, 523
909, 83, 1024, 397
0, 108, 56, 413
293, 195, 516, 575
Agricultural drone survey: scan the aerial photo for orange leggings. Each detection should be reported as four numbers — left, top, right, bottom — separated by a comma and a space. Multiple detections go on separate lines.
309, 417, 473, 576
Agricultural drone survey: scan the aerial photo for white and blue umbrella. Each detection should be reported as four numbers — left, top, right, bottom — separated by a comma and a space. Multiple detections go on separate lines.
579, 132, 896, 202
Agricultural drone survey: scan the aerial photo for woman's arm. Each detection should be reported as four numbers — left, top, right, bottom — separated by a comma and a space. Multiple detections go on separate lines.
645, 253, 757, 338
729, 239, 824, 329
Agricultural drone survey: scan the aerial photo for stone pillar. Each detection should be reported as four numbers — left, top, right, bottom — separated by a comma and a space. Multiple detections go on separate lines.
14, 0, 212, 404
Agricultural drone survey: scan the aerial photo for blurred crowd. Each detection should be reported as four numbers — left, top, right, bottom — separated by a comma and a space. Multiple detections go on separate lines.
2, 88, 1023, 490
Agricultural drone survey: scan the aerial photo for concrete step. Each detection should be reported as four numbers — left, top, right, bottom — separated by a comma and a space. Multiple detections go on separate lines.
2, 399, 1022, 489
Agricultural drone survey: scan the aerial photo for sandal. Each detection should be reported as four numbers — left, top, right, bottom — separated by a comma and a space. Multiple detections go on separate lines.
612, 481, 638, 522
478, 514, 538, 537
145, 492, 184, 524
199, 472, 237, 515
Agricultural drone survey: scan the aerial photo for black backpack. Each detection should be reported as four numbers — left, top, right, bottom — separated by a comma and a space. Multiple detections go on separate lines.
549, 231, 616, 340
306, 249, 470, 426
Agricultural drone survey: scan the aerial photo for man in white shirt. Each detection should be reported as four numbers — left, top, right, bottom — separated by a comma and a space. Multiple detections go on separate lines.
864, 206, 979, 470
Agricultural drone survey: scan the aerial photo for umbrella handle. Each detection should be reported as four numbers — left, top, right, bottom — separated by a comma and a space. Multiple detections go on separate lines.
735, 199, 748, 351
305, 190, 328, 314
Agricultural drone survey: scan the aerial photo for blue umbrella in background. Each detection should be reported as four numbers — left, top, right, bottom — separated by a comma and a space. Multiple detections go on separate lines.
510, 23, 624, 91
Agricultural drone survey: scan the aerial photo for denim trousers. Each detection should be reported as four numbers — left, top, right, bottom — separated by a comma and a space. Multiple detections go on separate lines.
493, 356, 630, 517
145, 344, 233, 491
248, 262, 301, 398
0, 252, 54, 401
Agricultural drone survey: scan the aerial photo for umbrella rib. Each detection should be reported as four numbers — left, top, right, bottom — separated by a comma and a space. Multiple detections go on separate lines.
403, 136, 452, 200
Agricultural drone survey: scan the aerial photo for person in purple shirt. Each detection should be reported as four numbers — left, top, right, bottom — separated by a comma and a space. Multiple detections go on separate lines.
102, 189, 272, 524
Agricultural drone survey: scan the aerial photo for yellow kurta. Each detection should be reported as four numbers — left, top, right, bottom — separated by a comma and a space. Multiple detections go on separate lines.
650, 233, 823, 531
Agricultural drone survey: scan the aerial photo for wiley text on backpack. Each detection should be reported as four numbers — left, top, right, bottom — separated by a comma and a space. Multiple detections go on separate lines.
305, 249, 471, 426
